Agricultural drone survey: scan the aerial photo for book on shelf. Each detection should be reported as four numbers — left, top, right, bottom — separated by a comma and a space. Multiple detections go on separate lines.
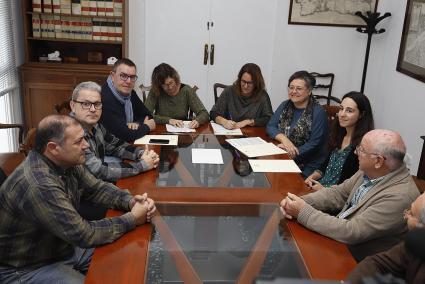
115, 18, 122, 42
97, 0, 106, 16
61, 16, 70, 39
105, 0, 113, 16
40, 14, 48, 37
113, 0, 122, 17
107, 19, 115, 41
32, 14, 41, 37
99, 18, 108, 41
48, 15, 55, 38
89, 0, 97, 16
53, 15, 62, 38
72, 0, 82, 15
33, 0, 42, 12
43, 0, 53, 13
52, 0, 60, 13
60, 0, 71, 14
92, 19, 101, 40
81, 0, 90, 15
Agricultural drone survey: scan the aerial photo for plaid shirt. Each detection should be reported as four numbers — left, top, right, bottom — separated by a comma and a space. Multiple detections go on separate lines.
84, 122, 147, 182
0, 151, 135, 268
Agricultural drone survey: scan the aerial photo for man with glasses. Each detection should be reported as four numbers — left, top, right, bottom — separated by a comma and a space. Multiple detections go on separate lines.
347, 193, 425, 283
70, 81, 159, 183
280, 129, 419, 261
100, 58, 156, 142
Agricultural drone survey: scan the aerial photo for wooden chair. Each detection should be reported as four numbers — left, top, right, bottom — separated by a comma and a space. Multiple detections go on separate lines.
310, 72, 340, 106
54, 100, 71, 115
0, 152, 26, 186
0, 123, 24, 144
213, 83, 230, 103
138, 84, 151, 102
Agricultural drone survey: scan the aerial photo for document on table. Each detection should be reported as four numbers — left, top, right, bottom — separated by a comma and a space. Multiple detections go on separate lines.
236, 143, 286, 158
226, 137, 267, 148
192, 149, 224, 164
134, 135, 178, 145
248, 159, 301, 173
166, 121, 196, 133
210, 122, 243, 136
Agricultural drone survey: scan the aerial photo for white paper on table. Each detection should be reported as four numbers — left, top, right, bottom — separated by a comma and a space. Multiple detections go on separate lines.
166, 121, 196, 133
192, 148, 224, 164
226, 137, 267, 148
237, 143, 286, 158
210, 121, 243, 136
248, 159, 301, 173
134, 135, 178, 145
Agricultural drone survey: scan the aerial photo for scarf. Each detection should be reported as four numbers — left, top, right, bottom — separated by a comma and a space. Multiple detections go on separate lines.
278, 96, 317, 147
107, 76, 133, 123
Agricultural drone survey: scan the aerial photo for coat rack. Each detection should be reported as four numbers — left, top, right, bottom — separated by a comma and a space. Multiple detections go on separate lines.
355, 11, 391, 93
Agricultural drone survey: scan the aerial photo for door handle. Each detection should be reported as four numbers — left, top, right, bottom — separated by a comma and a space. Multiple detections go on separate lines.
210, 44, 215, 65
203, 44, 209, 65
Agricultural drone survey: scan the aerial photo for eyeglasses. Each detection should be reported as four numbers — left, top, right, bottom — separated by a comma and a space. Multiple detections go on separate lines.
73, 100, 103, 110
288, 86, 306, 93
355, 145, 386, 160
241, 79, 253, 86
162, 80, 176, 89
117, 72, 138, 82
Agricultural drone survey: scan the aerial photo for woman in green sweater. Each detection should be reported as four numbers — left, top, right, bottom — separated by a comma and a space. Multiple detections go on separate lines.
145, 63, 209, 128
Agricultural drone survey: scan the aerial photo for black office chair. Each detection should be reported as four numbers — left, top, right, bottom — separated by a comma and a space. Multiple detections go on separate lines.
213, 83, 230, 103
138, 84, 151, 102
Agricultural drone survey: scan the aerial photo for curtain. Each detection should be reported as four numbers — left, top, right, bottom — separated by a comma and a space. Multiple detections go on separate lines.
0, 0, 22, 152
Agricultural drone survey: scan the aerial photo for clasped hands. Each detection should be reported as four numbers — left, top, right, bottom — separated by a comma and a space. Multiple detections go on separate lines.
304, 171, 325, 191
169, 119, 199, 129
279, 192, 306, 220
127, 116, 156, 131
129, 193, 156, 225
139, 146, 159, 170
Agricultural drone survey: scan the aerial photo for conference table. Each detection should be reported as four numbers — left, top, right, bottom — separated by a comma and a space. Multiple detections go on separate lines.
85, 123, 356, 283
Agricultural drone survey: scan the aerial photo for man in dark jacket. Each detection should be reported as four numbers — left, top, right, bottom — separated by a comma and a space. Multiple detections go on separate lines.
100, 58, 155, 142
347, 193, 425, 284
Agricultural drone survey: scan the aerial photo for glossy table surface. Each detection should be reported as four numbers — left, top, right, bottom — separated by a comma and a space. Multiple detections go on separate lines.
86, 124, 356, 283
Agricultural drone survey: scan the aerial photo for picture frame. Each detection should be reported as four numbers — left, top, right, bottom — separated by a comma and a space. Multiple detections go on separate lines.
288, 0, 379, 27
397, 0, 425, 83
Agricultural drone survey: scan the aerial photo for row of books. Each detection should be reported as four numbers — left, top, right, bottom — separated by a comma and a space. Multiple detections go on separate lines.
32, 14, 122, 42
32, 0, 123, 17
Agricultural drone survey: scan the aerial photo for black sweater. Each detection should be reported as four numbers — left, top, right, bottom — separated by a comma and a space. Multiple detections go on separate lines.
100, 83, 152, 142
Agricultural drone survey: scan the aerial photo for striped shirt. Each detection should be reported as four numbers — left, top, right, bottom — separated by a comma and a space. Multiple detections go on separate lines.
0, 151, 135, 268
84, 122, 148, 182
338, 175, 385, 219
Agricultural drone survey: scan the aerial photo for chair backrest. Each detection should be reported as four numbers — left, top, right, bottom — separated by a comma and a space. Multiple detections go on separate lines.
138, 84, 151, 102
0, 152, 25, 186
0, 123, 24, 144
213, 83, 230, 103
310, 72, 340, 106
54, 100, 71, 115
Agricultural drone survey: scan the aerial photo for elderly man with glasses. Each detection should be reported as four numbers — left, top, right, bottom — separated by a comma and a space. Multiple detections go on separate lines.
280, 129, 419, 261
100, 58, 156, 142
347, 193, 425, 284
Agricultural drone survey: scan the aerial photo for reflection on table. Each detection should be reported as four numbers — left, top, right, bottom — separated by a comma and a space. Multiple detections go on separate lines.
146, 203, 307, 284
157, 134, 270, 188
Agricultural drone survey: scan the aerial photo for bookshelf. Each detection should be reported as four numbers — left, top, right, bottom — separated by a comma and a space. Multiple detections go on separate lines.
20, 0, 127, 129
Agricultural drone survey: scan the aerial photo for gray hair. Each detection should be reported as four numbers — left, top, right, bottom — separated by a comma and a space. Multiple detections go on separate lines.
72, 81, 101, 101
374, 142, 406, 170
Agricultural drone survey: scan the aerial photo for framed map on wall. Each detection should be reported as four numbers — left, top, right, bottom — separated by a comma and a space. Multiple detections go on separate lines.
397, 0, 425, 83
288, 0, 379, 27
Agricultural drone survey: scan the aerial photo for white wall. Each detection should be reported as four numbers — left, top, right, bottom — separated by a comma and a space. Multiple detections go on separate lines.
367, 0, 425, 175
128, 0, 425, 174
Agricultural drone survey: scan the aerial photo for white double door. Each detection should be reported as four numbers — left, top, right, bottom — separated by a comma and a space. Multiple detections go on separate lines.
144, 0, 277, 110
